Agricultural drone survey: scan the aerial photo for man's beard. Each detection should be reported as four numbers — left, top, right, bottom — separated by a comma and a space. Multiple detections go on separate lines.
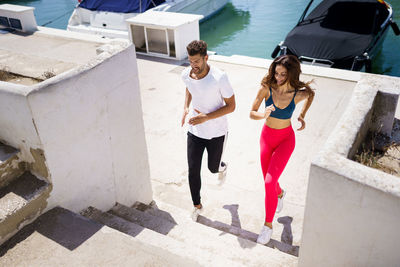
192, 63, 205, 74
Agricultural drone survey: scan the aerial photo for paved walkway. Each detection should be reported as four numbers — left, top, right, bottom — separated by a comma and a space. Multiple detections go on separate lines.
136, 54, 359, 250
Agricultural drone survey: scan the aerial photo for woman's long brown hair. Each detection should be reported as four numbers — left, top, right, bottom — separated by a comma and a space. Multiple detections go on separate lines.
261, 55, 314, 95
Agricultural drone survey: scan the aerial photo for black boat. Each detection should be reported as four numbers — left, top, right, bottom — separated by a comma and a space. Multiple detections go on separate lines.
271, 0, 400, 72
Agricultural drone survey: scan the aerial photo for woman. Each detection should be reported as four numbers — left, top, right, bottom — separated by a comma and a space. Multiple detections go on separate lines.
250, 55, 314, 245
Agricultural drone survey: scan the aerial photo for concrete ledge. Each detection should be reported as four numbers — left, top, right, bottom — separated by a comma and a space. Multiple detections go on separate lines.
0, 81, 28, 93
299, 75, 400, 267
209, 54, 364, 82
36, 26, 129, 45
314, 75, 400, 195
0, 29, 129, 96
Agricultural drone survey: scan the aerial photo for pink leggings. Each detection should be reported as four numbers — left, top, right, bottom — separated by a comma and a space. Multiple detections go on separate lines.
260, 124, 295, 223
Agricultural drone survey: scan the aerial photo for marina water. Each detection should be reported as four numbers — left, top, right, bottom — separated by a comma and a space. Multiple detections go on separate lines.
2, 0, 399, 77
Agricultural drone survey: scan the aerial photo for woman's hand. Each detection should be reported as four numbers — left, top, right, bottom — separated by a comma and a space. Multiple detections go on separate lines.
264, 104, 275, 119
297, 115, 306, 131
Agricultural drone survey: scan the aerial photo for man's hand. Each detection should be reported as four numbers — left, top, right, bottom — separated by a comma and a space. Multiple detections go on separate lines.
181, 108, 189, 127
189, 109, 209, 125
297, 115, 306, 131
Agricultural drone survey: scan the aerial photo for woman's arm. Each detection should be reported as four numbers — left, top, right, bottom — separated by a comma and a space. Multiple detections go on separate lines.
250, 87, 274, 120
295, 89, 315, 130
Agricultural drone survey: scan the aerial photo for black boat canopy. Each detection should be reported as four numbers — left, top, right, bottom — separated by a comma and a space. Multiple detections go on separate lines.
283, 0, 389, 61
79, 0, 155, 13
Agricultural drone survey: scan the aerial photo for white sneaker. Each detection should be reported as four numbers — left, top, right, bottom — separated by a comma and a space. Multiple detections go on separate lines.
217, 162, 228, 186
257, 225, 273, 245
191, 206, 202, 222
276, 190, 286, 213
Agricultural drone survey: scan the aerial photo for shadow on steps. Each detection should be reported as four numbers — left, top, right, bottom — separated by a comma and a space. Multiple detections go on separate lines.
197, 204, 299, 257
132, 201, 300, 257
0, 207, 103, 256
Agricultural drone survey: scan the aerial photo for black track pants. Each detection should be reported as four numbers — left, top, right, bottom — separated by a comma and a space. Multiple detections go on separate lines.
187, 132, 226, 205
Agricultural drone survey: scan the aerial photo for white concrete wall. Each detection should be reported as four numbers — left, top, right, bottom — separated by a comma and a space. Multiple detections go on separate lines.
26, 45, 152, 212
0, 41, 152, 212
299, 75, 400, 267
301, 160, 400, 267
0, 83, 43, 167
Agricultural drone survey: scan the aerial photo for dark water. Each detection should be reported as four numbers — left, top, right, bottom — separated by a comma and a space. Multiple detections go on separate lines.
2, 0, 399, 77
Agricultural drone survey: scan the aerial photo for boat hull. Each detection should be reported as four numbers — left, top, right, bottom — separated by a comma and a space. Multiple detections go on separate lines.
67, 0, 228, 39
271, 0, 397, 72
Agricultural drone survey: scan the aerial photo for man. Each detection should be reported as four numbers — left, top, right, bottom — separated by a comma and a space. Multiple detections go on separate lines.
181, 40, 236, 221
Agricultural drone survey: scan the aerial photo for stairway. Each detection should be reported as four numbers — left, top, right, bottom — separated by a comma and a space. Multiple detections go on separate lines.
0, 142, 51, 245
0, 199, 297, 266
1, 206, 205, 266
82, 200, 297, 266
0, 140, 297, 265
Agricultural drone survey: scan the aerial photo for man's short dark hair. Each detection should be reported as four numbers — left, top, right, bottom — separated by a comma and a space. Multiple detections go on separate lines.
186, 40, 207, 57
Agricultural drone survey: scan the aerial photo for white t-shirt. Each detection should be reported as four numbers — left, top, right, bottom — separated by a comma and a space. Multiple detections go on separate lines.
181, 65, 234, 139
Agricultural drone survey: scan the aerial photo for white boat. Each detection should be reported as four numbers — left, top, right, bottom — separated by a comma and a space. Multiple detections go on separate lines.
67, 0, 228, 39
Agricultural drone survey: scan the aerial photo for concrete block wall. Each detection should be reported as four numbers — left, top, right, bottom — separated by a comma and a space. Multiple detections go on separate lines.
299, 75, 400, 267
0, 37, 152, 213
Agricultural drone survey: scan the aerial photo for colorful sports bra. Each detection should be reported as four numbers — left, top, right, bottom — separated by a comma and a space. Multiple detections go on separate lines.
265, 87, 297, 119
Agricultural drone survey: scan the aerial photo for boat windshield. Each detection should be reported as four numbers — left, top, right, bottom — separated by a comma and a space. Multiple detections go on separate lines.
79, 0, 166, 13
299, 0, 324, 23
299, 0, 389, 34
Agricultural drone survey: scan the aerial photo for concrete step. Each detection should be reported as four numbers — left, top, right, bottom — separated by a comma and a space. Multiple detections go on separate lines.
0, 171, 51, 245
0, 142, 25, 188
132, 200, 256, 239
110, 202, 297, 266
136, 199, 299, 256
0, 207, 199, 266
0, 142, 18, 162
82, 206, 241, 266
152, 180, 301, 256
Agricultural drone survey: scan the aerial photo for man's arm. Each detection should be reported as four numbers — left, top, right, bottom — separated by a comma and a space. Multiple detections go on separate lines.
188, 94, 235, 126
181, 88, 192, 127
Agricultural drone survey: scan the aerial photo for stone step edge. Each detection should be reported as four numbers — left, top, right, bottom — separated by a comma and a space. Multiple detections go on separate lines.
0, 142, 18, 163
134, 200, 259, 240
133, 200, 299, 257
81, 206, 242, 267
151, 179, 300, 240
0, 174, 51, 246
0, 207, 200, 267
0, 143, 25, 189
111, 203, 297, 266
